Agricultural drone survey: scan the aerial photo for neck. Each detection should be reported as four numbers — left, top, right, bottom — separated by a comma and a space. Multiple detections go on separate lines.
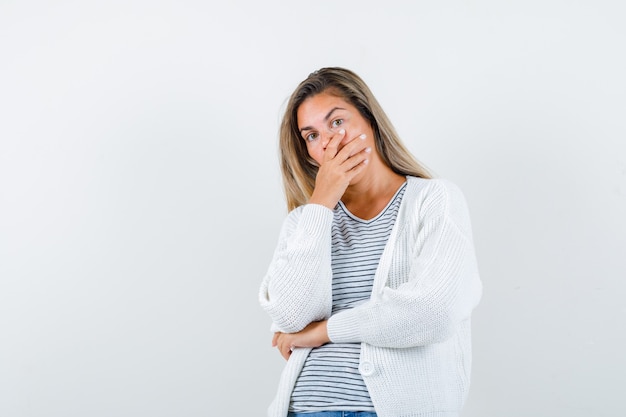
341, 164, 406, 220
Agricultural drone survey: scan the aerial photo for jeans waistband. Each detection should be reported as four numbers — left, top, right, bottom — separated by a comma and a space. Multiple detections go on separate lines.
287, 412, 377, 417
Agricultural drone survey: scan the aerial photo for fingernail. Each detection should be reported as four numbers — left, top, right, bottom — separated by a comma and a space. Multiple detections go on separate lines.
339, 129, 345, 134
363, 159, 369, 165
365, 147, 372, 153
359, 134, 366, 139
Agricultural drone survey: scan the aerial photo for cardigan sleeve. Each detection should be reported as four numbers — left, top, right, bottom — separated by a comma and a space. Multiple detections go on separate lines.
327, 180, 482, 348
259, 203, 334, 334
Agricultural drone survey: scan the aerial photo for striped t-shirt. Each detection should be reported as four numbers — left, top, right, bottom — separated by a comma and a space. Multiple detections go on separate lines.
290, 182, 407, 412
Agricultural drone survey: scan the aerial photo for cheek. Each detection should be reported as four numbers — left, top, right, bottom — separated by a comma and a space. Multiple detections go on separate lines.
305, 143, 323, 164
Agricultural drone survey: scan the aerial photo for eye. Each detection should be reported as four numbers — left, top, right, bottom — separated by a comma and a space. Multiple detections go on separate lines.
304, 132, 318, 142
331, 119, 343, 128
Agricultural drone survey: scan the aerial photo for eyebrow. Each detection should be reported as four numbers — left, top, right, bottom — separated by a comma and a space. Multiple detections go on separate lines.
299, 107, 346, 133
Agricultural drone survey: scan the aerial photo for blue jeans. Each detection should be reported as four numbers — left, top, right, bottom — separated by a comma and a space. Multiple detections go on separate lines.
288, 413, 377, 417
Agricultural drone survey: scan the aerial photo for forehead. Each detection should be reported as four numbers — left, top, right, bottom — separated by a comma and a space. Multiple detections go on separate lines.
297, 92, 353, 125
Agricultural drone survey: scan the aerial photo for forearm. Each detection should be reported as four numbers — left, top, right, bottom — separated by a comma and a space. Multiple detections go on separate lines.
328, 227, 482, 348
273, 320, 330, 360
259, 204, 334, 332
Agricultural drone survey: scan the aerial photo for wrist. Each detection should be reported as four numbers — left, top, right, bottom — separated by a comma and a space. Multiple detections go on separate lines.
308, 193, 339, 210
319, 320, 330, 344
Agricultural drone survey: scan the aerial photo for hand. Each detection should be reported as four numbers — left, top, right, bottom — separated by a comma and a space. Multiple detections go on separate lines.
272, 320, 330, 360
309, 129, 371, 209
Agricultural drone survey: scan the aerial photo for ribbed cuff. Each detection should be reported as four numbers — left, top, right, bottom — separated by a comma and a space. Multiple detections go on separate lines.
299, 204, 334, 236
327, 309, 361, 343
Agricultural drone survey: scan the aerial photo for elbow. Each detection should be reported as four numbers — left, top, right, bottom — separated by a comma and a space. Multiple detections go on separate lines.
427, 290, 480, 344
260, 291, 329, 334
426, 314, 458, 344
266, 306, 313, 333
403, 304, 470, 347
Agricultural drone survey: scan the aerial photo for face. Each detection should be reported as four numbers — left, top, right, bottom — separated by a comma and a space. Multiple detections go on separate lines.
296, 92, 375, 166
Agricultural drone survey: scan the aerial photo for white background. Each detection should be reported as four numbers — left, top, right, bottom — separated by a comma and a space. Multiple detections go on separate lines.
1, 1, 625, 416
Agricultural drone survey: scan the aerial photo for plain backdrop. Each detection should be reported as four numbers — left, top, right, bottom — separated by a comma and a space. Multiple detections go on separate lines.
1, 1, 625, 416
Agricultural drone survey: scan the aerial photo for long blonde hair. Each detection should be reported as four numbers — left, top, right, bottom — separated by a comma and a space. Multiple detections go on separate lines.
280, 67, 431, 211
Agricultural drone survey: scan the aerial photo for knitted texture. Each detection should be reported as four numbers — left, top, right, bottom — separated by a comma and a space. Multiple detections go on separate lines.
259, 177, 482, 417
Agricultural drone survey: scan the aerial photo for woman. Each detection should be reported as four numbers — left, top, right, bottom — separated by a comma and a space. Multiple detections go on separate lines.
259, 67, 482, 417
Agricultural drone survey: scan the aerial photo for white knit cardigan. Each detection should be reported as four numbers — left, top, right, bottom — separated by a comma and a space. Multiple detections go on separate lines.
259, 177, 482, 417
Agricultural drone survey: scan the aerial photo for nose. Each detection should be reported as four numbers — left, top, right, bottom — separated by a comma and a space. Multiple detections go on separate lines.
321, 128, 342, 150
320, 130, 332, 150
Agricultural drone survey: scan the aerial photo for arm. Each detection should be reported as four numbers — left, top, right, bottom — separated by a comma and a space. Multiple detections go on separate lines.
327, 181, 482, 348
260, 130, 369, 335
259, 204, 334, 334
272, 320, 330, 360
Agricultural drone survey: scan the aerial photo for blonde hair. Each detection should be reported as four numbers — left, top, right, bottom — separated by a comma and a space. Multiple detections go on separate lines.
280, 67, 431, 211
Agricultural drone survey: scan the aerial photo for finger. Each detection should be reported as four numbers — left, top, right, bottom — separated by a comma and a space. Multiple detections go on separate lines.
345, 156, 370, 179
322, 129, 346, 161
280, 343, 292, 360
336, 133, 368, 161
272, 333, 279, 347
341, 146, 371, 171
277, 343, 289, 360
